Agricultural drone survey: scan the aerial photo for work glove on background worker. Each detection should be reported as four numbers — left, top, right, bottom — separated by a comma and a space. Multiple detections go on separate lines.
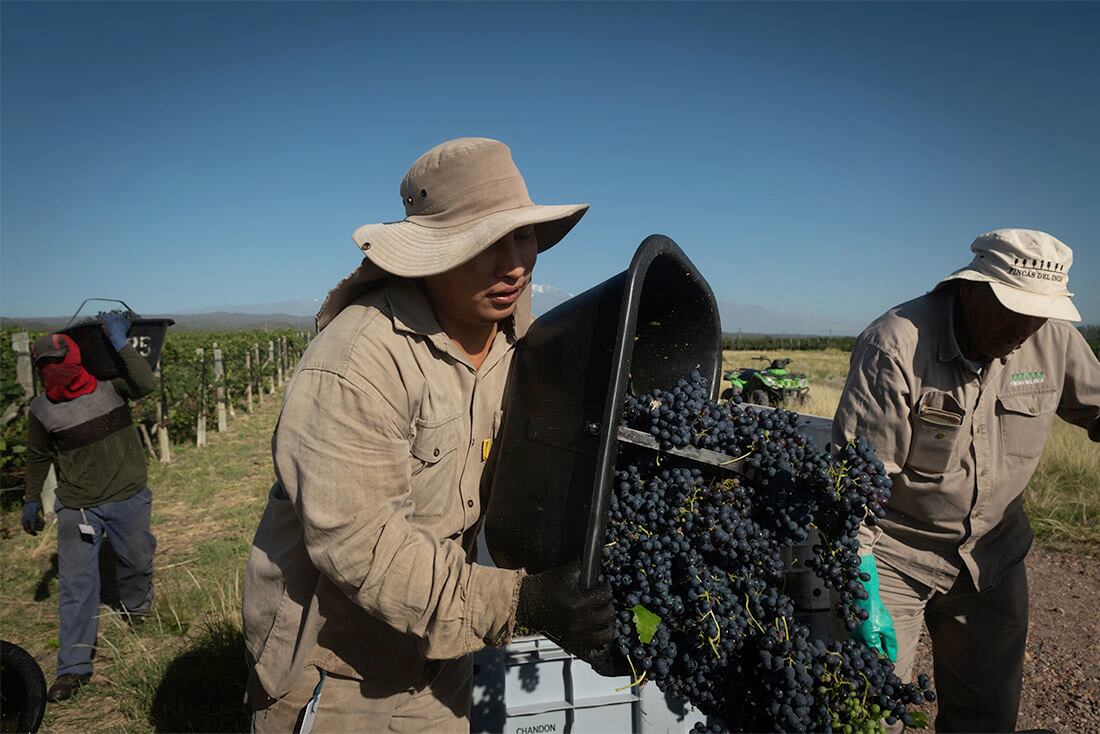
851, 554, 898, 662
99, 310, 133, 351
21, 500, 44, 536
516, 559, 616, 658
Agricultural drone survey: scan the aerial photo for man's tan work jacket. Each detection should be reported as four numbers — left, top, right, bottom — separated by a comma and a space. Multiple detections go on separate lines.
833, 288, 1099, 593
243, 278, 528, 700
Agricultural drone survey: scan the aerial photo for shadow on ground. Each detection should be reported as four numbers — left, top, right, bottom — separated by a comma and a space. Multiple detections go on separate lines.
150, 619, 249, 733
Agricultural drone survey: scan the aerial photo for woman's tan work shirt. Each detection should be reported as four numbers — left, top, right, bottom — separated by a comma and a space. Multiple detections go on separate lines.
833, 289, 1099, 594
243, 278, 527, 700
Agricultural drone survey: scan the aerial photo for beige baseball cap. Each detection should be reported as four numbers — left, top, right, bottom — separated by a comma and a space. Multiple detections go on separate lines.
936, 228, 1081, 322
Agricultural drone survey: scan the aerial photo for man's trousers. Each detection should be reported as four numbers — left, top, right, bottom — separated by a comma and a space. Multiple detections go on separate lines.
251, 658, 472, 734
877, 555, 1029, 733
55, 487, 156, 676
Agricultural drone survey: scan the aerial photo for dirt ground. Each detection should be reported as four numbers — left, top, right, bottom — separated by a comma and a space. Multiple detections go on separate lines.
910, 546, 1100, 733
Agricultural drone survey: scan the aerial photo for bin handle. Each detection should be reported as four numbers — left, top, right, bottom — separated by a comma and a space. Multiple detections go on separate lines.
66, 298, 138, 328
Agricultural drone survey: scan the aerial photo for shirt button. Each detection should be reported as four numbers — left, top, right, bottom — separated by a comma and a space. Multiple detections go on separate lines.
433, 448, 440, 457
467, 499, 474, 508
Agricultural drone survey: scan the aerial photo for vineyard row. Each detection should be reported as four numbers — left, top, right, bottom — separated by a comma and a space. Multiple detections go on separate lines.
1, 328, 312, 477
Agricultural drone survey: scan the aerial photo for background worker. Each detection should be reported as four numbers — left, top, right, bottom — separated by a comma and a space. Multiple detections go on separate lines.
243, 137, 616, 732
21, 312, 158, 703
834, 229, 1100, 732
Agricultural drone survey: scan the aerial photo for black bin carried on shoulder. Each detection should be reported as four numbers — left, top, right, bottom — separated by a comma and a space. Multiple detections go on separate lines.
484, 235, 722, 592
59, 299, 174, 379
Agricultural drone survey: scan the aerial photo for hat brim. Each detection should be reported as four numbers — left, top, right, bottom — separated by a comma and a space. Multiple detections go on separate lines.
32, 334, 69, 364
351, 202, 588, 278
937, 270, 1081, 322
989, 281, 1081, 321
317, 202, 587, 331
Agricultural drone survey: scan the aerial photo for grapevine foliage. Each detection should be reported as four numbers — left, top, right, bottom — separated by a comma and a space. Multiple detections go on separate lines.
153, 330, 307, 443
0, 325, 309, 479
603, 371, 934, 732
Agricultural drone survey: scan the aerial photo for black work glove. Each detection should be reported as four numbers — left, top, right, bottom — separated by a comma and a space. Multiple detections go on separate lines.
516, 559, 616, 659
21, 501, 44, 536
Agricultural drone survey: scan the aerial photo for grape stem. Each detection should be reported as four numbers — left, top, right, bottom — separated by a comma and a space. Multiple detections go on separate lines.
720, 446, 755, 466
615, 654, 649, 692
744, 594, 767, 634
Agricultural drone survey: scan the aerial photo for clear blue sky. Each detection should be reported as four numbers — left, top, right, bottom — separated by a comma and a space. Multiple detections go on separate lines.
3, 1, 1098, 327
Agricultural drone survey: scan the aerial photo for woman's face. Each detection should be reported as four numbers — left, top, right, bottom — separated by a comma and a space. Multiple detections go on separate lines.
423, 225, 538, 330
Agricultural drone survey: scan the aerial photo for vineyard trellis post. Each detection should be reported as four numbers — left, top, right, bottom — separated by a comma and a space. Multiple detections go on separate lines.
12, 331, 33, 407
245, 351, 254, 413
253, 343, 263, 402
196, 347, 207, 447
277, 337, 285, 387
155, 358, 171, 464
267, 340, 276, 395
3, 332, 33, 427
213, 343, 227, 433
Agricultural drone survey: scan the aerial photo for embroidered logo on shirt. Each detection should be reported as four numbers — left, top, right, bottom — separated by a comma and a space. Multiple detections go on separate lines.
1009, 370, 1046, 386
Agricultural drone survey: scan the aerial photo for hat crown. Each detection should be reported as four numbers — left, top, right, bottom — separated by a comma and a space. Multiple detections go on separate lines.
969, 228, 1073, 295
398, 137, 532, 224
32, 333, 75, 364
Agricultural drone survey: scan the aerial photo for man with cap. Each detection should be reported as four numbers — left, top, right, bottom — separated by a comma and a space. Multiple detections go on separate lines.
242, 137, 616, 732
833, 229, 1099, 732
21, 312, 158, 703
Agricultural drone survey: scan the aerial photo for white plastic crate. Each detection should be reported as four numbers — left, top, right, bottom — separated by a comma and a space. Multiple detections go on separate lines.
636, 682, 704, 734
472, 635, 644, 733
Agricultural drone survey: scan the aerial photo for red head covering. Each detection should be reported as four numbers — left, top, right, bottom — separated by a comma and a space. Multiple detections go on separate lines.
36, 334, 98, 402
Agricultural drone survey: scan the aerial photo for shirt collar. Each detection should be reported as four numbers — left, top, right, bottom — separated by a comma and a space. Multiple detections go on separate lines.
939, 290, 962, 364
384, 278, 534, 365
940, 290, 991, 374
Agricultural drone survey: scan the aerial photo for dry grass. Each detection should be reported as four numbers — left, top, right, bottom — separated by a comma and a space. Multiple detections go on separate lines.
1024, 419, 1100, 552
722, 349, 1100, 555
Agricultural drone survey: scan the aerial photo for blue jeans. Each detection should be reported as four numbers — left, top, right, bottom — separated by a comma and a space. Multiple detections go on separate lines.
55, 487, 156, 676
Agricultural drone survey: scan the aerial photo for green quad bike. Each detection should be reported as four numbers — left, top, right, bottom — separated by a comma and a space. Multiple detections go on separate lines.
721, 356, 810, 409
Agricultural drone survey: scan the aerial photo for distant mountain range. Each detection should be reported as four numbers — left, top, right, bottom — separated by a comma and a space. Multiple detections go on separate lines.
532, 284, 864, 335
715, 302, 864, 337
1, 283, 864, 335
0, 312, 314, 332
175, 298, 322, 318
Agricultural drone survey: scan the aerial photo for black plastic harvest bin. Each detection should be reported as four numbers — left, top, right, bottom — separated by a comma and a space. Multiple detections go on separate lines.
484, 235, 723, 597
59, 299, 174, 379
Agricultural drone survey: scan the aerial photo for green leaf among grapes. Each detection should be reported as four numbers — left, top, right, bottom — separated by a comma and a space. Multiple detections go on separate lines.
631, 603, 662, 644
907, 711, 929, 729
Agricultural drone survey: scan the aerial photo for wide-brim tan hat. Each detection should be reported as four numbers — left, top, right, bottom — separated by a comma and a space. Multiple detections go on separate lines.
935, 228, 1081, 322
317, 137, 588, 330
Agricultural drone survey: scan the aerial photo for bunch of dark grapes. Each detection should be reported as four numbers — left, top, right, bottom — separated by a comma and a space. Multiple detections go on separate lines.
802, 437, 894, 629
605, 371, 934, 732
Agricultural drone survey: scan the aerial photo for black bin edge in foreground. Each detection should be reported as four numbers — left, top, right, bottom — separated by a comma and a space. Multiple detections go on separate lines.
485, 235, 722, 592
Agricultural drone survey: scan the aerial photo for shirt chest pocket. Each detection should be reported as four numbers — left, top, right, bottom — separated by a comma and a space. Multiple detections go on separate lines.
997, 391, 1059, 459
408, 413, 463, 517
907, 390, 966, 476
